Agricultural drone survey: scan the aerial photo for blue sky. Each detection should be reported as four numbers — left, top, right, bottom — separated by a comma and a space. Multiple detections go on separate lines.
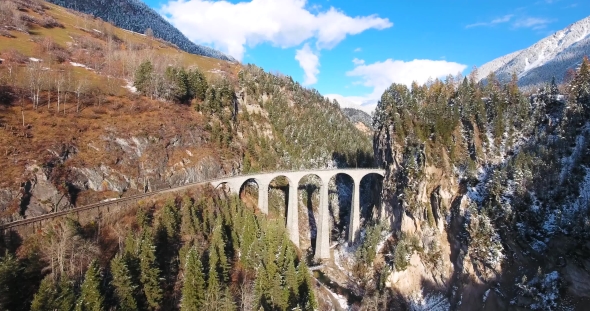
144, 0, 590, 112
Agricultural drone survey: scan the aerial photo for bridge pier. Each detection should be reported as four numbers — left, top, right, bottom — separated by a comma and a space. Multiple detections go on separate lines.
349, 180, 361, 244
258, 182, 269, 215
286, 183, 299, 248
314, 182, 331, 260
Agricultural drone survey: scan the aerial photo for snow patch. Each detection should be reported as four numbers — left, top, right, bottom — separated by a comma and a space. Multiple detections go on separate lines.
29, 57, 41, 62
124, 80, 138, 94
70, 62, 92, 70
408, 291, 450, 311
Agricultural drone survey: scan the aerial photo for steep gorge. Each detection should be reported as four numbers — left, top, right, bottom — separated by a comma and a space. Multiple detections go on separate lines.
370, 64, 590, 310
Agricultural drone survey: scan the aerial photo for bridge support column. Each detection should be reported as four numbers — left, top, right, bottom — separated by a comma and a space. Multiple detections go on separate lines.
286, 183, 299, 247
314, 181, 331, 260
258, 182, 269, 214
349, 179, 361, 244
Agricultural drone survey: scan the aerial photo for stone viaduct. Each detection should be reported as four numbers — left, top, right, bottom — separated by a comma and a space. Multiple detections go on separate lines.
1, 168, 384, 260
210, 168, 385, 260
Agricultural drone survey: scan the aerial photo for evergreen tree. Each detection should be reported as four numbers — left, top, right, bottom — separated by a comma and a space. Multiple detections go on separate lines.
188, 69, 208, 102
111, 254, 139, 311
0, 252, 23, 311
31, 275, 57, 311
159, 200, 180, 244
138, 230, 163, 310
56, 275, 76, 311
76, 260, 105, 311
550, 76, 559, 96
297, 260, 317, 311
180, 247, 205, 311
134, 61, 153, 96
572, 56, 590, 111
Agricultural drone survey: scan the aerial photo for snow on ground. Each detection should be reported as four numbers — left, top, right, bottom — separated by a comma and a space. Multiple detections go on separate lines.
333, 292, 348, 310
92, 28, 102, 33
123, 80, 138, 93
70, 62, 92, 70
121, 28, 146, 37
376, 232, 393, 253
559, 124, 589, 183
465, 167, 489, 204
29, 57, 41, 62
408, 291, 450, 311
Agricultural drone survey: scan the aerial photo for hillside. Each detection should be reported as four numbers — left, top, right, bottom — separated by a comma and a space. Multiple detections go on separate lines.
46, 0, 235, 61
370, 58, 590, 309
477, 15, 590, 87
0, 0, 371, 223
342, 107, 373, 134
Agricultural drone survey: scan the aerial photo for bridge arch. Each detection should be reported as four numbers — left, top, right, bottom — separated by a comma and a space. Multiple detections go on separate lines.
296, 173, 324, 255
208, 168, 385, 260
266, 175, 292, 220
327, 173, 355, 243
359, 173, 384, 223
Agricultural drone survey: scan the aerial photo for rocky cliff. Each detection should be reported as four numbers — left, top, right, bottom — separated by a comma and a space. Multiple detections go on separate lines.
372, 67, 590, 309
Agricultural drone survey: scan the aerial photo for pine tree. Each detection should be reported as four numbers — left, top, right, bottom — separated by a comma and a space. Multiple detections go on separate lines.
550, 76, 559, 96
111, 254, 139, 311
31, 275, 57, 311
159, 200, 180, 244
180, 196, 197, 237
76, 260, 105, 311
0, 252, 23, 311
134, 61, 153, 96
57, 275, 76, 311
138, 230, 163, 310
180, 247, 205, 311
297, 260, 317, 311
574, 56, 590, 111
219, 288, 236, 311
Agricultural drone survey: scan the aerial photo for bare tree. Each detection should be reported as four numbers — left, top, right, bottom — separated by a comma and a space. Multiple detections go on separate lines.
75, 76, 87, 113
144, 27, 154, 38
56, 68, 64, 113
26, 59, 43, 109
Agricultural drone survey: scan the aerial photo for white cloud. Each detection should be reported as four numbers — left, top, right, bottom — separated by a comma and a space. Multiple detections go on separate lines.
354, 47, 362, 52
159, 0, 392, 61
352, 58, 365, 65
334, 58, 467, 114
466, 14, 513, 28
513, 17, 553, 30
295, 43, 320, 85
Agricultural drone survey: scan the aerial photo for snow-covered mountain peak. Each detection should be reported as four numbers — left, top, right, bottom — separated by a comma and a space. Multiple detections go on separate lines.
477, 15, 590, 87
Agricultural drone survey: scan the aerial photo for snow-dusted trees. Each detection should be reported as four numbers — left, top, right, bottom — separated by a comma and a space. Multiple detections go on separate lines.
134, 60, 208, 103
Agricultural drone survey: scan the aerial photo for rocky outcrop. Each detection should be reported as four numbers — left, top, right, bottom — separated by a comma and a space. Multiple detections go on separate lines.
0, 129, 236, 222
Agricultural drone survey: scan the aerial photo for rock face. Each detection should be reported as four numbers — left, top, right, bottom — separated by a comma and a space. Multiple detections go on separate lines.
372, 81, 590, 309
0, 128, 235, 223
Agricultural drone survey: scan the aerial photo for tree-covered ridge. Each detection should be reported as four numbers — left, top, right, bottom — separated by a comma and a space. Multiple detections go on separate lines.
0, 189, 317, 310
46, 0, 235, 61
129, 60, 373, 172
236, 65, 373, 172
372, 58, 590, 309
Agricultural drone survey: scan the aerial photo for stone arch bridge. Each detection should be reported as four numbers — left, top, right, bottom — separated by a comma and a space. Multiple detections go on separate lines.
210, 168, 385, 259
1, 168, 384, 260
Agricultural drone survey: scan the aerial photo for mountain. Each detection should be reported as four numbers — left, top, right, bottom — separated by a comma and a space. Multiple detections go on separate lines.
0, 0, 371, 221
372, 57, 590, 309
477, 15, 590, 87
47, 0, 235, 62
342, 107, 373, 134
